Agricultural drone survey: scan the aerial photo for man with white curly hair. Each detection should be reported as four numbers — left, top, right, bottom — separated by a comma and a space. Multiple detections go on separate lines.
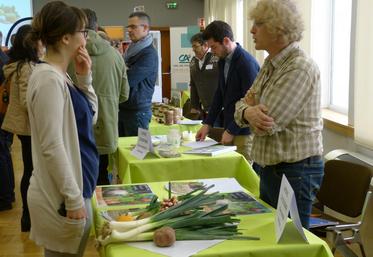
234, 0, 323, 229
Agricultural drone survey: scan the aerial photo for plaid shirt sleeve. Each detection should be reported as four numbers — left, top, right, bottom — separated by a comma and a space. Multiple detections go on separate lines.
263, 66, 315, 136
234, 97, 250, 128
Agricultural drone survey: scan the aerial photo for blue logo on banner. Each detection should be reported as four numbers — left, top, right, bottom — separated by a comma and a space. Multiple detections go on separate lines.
178, 54, 191, 63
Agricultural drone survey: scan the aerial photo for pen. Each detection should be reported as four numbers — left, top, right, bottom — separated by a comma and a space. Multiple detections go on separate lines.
168, 181, 171, 199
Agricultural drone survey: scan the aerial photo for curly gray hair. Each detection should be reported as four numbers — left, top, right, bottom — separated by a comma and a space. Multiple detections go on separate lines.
249, 0, 304, 43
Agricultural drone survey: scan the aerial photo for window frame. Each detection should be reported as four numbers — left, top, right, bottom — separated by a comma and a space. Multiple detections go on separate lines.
310, 0, 356, 123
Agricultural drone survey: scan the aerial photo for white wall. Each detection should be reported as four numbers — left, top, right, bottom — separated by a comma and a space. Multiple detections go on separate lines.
323, 126, 373, 164
296, 0, 311, 54
322, 128, 356, 155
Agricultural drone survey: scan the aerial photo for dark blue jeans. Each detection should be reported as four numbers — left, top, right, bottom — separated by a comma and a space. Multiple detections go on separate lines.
257, 156, 324, 229
118, 109, 152, 137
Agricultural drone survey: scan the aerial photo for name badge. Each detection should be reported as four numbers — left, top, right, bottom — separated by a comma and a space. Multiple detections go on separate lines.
205, 64, 213, 70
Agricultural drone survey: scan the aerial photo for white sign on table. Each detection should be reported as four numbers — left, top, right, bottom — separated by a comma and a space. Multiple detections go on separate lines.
131, 128, 155, 160
275, 174, 308, 243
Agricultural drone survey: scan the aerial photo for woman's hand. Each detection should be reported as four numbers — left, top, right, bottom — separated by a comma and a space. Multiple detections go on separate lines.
75, 46, 91, 76
66, 206, 87, 220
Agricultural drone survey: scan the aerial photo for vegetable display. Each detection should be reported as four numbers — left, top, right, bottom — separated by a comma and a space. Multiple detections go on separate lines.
96, 185, 259, 248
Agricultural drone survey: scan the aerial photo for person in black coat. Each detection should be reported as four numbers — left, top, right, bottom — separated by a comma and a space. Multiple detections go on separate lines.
0, 31, 15, 212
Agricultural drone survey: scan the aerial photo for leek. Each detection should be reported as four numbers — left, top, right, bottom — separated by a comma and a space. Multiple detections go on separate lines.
97, 185, 258, 247
101, 185, 219, 233
98, 225, 259, 245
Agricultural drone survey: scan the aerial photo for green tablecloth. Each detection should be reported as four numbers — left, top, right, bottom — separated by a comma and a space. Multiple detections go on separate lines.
148, 117, 201, 135
108, 120, 201, 178
114, 137, 259, 197
94, 181, 333, 257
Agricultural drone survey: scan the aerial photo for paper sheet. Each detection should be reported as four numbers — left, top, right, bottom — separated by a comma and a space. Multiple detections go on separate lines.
200, 178, 246, 193
182, 139, 218, 149
127, 240, 223, 257
178, 120, 202, 125
165, 178, 246, 195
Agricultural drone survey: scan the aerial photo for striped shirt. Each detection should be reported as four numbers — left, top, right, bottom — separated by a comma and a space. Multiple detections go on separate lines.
235, 42, 323, 166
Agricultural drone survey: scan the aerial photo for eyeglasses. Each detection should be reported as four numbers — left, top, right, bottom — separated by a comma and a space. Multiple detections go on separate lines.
76, 30, 88, 38
126, 24, 145, 30
253, 21, 265, 27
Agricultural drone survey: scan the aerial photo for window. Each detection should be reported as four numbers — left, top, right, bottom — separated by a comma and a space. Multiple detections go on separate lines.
236, 0, 244, 45
311, 0, 354, 115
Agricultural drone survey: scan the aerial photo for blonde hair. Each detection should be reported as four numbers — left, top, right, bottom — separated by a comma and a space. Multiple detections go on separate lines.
249, 0, 304, 43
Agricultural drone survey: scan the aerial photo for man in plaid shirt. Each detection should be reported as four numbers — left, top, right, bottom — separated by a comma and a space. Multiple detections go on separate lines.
234, 0, 323, 229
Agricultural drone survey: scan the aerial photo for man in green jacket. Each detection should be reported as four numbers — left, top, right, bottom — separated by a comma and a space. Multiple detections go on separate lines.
71, 9, 129, 185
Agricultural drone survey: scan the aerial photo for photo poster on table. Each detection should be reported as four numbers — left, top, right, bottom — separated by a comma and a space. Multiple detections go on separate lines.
275, 174, 308, 243
131, 128, 154, 160
95, 184, 154, 208
170, 26, 200, 105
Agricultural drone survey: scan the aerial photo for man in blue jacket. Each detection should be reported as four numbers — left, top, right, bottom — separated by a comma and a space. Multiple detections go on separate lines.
118, 12, 158, 136
196, 21, 259, 161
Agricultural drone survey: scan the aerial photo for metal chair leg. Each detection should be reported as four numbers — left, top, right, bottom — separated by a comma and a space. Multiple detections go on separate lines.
358, 242, 367, 257
351, 228, 366, 257
332, 230, 359, 257
330, 228, 368, 257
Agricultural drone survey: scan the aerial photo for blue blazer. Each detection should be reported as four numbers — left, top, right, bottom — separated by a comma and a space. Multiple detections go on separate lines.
205, 44, 259, 135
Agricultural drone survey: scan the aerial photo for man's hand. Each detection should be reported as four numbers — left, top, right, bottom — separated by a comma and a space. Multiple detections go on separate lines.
195, 124, 210, 141
221, 130, 234, 145
244, 104, 274, 132
244, 89, 256, 106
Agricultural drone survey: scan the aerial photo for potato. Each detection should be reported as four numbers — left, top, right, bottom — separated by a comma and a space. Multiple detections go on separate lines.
153, 226, 176, 247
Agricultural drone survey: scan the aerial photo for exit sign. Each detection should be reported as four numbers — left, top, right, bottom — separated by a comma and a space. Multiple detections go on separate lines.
166, 2, 178, 9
